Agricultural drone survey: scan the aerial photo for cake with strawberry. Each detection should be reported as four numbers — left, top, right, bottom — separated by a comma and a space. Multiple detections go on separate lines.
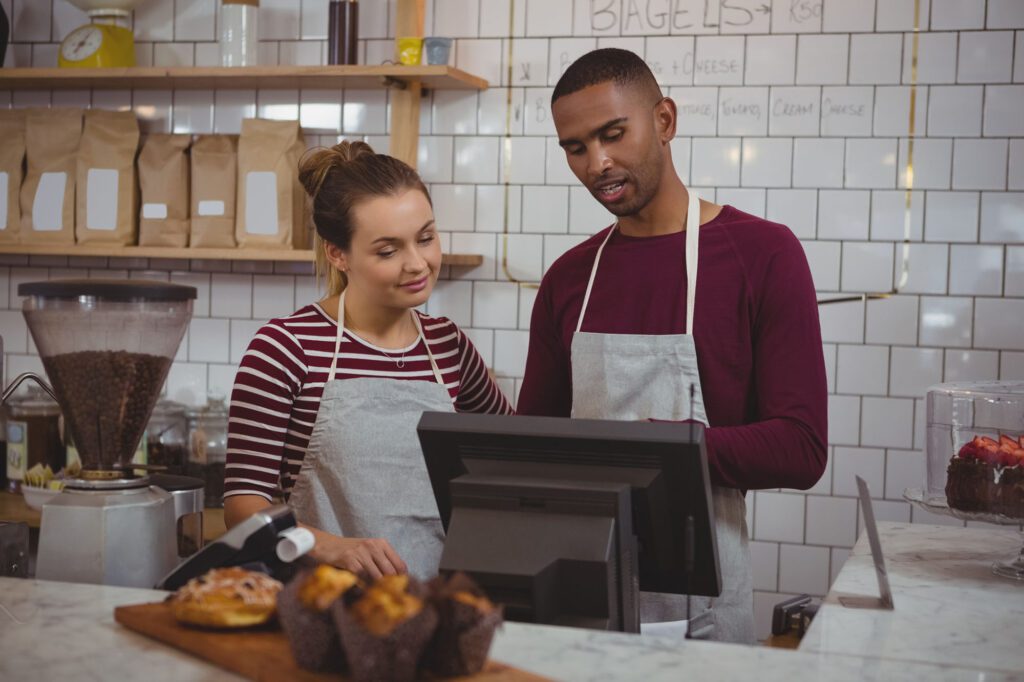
945, 434, 1024, 518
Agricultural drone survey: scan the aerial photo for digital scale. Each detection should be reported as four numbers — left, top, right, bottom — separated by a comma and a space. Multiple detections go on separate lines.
58, 1, 138, 68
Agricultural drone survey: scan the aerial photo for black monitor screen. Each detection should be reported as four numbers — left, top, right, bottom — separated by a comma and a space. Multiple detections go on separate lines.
417, 412, 721, 597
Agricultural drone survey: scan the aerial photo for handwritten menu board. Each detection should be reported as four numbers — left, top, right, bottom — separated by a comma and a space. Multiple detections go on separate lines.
583, 0, 822, 35
514, 1, 827, 89
512, 1, 838, 138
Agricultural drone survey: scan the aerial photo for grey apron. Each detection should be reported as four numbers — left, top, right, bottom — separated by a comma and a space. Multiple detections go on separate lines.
288, 292, 454, 580
570, 190, 755, 644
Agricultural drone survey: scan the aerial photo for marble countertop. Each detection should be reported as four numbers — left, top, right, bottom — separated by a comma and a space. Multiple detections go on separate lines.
800, 521, 1024, 676
0, 579, 237, 682
492, 620, 1024, 681
3, 567, 1023, 682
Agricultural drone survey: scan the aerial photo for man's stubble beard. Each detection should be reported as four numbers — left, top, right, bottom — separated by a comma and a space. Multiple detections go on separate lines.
601, 144, 665, 218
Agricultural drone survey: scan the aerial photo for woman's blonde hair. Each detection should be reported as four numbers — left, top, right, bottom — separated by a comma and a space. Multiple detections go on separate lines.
298, 141, 431, 296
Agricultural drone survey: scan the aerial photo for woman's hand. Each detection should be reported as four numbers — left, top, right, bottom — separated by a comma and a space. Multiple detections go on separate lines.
311, 534, 408, 579
223, 497, 406, 578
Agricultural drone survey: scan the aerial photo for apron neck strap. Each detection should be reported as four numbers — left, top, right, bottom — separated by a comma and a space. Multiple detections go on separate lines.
575, 225, 618, 334
328, 291, 347, 383
410, 310, 446, 386
329, 291, 445, 386
685, 190, 701, 336
574, 190, 702, 335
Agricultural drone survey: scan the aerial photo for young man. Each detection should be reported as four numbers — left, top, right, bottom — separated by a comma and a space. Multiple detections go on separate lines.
517, 48, 827, 643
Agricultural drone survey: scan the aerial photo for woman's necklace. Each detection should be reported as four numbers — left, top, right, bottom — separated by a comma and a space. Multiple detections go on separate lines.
378, 346, 408, 369
344, 313, 417, 369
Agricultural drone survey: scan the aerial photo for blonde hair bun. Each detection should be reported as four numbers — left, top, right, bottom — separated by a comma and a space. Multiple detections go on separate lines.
296, 141, 431, 297
298, 140, 376, 200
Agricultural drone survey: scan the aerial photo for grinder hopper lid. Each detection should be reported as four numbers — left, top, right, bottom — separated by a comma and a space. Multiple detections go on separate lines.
19, 279, 197, 301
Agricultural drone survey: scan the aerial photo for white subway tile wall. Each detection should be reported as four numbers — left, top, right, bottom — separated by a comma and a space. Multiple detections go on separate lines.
3, 0, 1023, 641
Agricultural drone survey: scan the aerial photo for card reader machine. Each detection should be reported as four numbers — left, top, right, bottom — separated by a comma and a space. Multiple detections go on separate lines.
157, 505, 315, 591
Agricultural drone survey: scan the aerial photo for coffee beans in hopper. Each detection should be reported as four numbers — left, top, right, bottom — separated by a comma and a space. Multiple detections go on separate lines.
42, 351, 172, 472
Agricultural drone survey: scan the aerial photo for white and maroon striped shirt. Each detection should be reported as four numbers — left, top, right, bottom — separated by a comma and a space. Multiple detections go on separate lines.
224, 303, 513, 501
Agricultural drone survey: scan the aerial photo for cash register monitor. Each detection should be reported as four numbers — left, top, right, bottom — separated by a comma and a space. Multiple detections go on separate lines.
417, 412, 721, 633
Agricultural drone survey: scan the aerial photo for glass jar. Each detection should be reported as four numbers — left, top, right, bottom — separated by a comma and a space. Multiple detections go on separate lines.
147, 400, 190, 475
220, 0, 259, 67
187, 395, 229, 508
6, 386, 64, 493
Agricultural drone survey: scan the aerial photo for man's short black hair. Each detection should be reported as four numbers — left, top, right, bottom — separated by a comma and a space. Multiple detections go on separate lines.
551, 48, 663, 106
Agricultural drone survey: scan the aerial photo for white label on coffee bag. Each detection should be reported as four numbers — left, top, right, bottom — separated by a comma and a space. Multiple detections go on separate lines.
198, 200, 225, 216
32, 172, 67, 231
86, 168, 119, 230
142, 202, 168, 219
0, 172, 7, 231
245, 171, 278, 235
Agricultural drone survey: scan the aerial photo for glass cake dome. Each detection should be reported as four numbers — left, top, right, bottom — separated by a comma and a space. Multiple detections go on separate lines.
924, 381, 1024, 508
906, 381, 1024, 581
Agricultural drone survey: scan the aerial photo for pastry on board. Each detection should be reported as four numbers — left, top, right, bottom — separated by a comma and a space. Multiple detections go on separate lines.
169, 567, 282, 628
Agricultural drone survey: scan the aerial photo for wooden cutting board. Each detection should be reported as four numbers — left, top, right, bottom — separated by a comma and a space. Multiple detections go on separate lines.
115, 602, 548, 682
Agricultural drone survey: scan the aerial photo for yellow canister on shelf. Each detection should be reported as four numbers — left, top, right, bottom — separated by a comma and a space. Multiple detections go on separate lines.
397, 37, 423, 65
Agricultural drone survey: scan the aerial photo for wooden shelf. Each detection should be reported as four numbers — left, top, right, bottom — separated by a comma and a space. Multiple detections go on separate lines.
0, 244, 484, 267
440, 253, 485, 267
0, 2, 453, 170
0, 65, 488, 92
0, 2, 443, 176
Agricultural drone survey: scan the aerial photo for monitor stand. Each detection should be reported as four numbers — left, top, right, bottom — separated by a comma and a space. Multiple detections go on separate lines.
438, 474, 640, 633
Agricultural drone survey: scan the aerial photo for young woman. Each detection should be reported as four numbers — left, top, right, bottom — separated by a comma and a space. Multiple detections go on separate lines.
223, 141, 513, 579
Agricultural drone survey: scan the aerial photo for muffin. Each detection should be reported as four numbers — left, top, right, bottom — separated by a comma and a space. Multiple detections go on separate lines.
425, 572, 503, 676
277, 564, 361, 672
168, 567, 282, 629
333, 574, 439, 682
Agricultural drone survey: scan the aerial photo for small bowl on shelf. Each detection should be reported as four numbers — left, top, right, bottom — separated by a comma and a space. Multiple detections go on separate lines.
21, 485, 63, 511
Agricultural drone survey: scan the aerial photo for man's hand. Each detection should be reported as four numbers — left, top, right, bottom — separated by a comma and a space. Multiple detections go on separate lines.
312, 535, 408, 579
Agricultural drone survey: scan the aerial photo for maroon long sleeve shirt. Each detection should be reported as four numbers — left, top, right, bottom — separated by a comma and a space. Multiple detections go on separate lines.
517, 205, 828, 491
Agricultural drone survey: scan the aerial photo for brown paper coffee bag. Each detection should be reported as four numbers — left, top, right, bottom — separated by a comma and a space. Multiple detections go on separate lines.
75, 109, 140, 245
20, 108, 82, 244
0, 110, 25, 244
235, 118, 308, 249
138, 134, 191, 247
190, 135, 237, 248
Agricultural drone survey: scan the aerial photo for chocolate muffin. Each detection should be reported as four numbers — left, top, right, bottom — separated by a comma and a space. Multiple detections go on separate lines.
425, 572, 503, 677
332, 574, 438, 682
276, 565, 360, 672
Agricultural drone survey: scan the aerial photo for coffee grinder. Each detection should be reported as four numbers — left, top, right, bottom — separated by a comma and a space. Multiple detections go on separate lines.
13, 280, 198, 588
